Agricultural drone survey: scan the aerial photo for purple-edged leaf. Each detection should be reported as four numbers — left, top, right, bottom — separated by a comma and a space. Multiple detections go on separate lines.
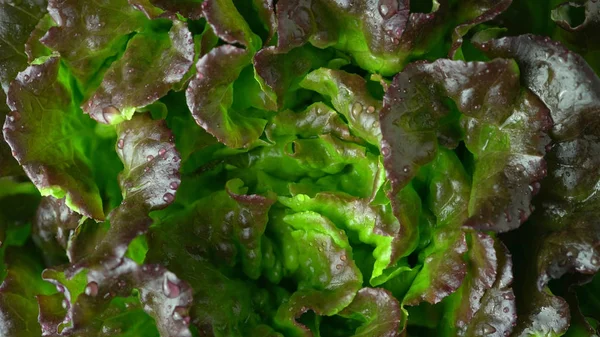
202, 0, 261, 51
42, 258, 193, 337
0, 0, 47, 106
82, 21, 194, 125
3, 57, 105, 220
511, 287, 570, 337
76, 114, 180, 266
265, 103, 360, 144
474, 34, 600, 283
186, 45, 269, 148
403, 230, 468, 305
24, 13, 55, 62
254, 46, 329, 109
338, 287, 403, 337
40, 0, 148, 86
449, 0, 513, 59
463, 240, 517, 337
146, 179, 277, 334
551, 0, 600, 72
300, 68, 383, 145
445, 233, 498, 335
275, 0, 443, 75
380, 58, 551, 233
32, 196, 81, 266
253, 0, 276, 43
0, 0, 47, 175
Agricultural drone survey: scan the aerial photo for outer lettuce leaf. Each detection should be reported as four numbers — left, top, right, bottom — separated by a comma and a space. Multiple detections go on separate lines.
475, 33, 600, 336
202, 0, 262, 51
75, 114, 181, 266
403, 230, 467, 305
82, 21, 194, 124
0, 0, 47, 112
146, 179, 277, 335
40, 0, 149, 87
254, 46, 330, 110
300, 68, 383, 145
380, 58, 551, 233
0, 0, 47, 176
551, 0, 600, 74
274, 0, 445, 75
337, 287, 403, 337
32, 196, 80, 266
186, 45, 271, 148
41, 258, 193, 337
3, 57, 105, 220
449, 0, 513, 59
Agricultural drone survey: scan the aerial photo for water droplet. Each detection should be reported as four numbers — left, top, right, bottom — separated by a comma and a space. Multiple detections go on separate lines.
591, 256, 600, 266
56, 284, 65, 293
381, 146, 391, 157
169, 181, 179, 190
503, 292, 515, 300
117, 138, 124, 149
85, 282, 98, 297
351, 102, 363, 117
335, 264, 342, 270
366, 106, 375, 114
379, 4, 389, 17
147, 155, 154, 162
402, 166, 410, 173
158, 148, 167, 157
172, 156, 180, 162
481, 324, 497, 335
144, 167, 150, 173
163, 276, 180, 298
503, 307, 510, 313
340, 255, 347, 261
62, 299, 68, 309
23, 74, 30, 81
163, 193, 175, 203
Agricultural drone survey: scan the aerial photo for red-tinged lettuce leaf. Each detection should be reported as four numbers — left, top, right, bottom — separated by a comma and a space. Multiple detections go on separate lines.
186, 45, 271, 148
337, 287, 403, 337
0, 0, 47, 176
265, 103, 360, 145
147, 0, 204, 20
380, 58, 551, 233
0, 0, 47, 110
145, 179, 277, 336
253, 0, 276, 44
449, 0, 513, 59
273, 211, 362, 337
460, 240, 517, 337
202, 0, 262, 51
274, 0, 444, 75
474, 33, 600, 284
402, 230, 468, 306
72, 114, 180, 266
25, 13, 56, 62
511, 286, 570, 337
3, 57, 105, 220
279, 192, 415, 286
254, 46, 331, 110
0, 246, 57, 337
40, 0, 148, 86
32, 196, 80, 266
300, 68, 383, 145
41, 258, 193, 337
82, 21, 194, 125
551, 0, 600, 73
